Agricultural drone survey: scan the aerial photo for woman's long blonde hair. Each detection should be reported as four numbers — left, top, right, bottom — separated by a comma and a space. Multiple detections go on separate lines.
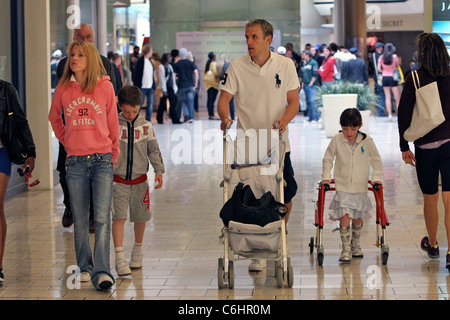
58, 41, 107, 93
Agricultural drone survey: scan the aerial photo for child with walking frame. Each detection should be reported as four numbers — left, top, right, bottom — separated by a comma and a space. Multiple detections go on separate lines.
112, 85, 165, 276
321, 108, 383, 263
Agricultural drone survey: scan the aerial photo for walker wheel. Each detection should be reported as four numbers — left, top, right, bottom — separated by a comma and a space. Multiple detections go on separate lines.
317, 252, 324, 267
309, 237, 315, 254
382, 252, 389, 265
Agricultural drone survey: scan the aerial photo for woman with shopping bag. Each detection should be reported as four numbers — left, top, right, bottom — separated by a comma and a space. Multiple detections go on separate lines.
398, 33, 450, 271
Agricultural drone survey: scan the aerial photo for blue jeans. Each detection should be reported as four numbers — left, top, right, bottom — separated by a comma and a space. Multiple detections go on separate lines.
322, 80, 335, 88
304, 85, 319, 121
140, 88, 155, 122
373, 78, 386, 116
177, 87, 195, 121
66, 153, 114, 288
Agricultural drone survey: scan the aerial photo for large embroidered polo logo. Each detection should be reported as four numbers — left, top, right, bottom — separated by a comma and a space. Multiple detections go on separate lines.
275, 73, 281, 89
221, 72, 228, 85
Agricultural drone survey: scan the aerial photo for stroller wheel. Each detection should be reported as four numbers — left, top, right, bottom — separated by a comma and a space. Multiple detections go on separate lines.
228, 261, 235, 289
217, 258, 225, 289
309, 237, 314, 254
276, 264, 283, 288
287, 263, 294, 288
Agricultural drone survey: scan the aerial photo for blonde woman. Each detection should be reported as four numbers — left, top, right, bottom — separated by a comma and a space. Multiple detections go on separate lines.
49, 41, 119, 291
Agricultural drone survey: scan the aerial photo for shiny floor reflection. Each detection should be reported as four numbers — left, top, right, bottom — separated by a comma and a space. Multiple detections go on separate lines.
1, 111, 449, 300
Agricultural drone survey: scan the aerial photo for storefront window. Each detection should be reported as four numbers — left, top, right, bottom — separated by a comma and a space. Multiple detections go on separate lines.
432, 0, 450, 54
114, 3, 150, 66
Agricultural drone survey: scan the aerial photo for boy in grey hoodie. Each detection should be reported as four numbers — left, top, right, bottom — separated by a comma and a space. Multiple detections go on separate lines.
112, 85, 165, 276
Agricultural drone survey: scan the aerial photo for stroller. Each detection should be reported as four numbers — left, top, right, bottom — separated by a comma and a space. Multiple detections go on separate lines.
309, 179, 390, 267
218, 122, 293, 289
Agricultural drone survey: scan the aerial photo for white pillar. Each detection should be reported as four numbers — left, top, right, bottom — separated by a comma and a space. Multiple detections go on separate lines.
24, 0, 53, 190
97, 0, 108, 56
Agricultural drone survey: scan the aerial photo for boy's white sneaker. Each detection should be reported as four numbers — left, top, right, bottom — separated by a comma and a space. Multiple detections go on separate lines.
80, 272, 91, 282
129, 251, 143, 269
115, 259, 132, 276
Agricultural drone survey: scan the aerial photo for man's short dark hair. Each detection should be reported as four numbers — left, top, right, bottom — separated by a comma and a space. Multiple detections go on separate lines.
246, 19, 273, 39
118, 85, 142, 107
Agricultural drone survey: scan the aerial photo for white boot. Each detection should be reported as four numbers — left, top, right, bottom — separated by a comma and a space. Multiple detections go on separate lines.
339, 226, 352, 263
351, 222, 364, 258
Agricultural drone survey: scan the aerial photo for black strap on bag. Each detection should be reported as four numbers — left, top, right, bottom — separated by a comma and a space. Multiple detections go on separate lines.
220, 183, 287, 227
0, 82, 29, 164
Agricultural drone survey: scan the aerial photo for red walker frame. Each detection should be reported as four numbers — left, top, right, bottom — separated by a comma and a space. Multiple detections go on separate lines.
309, 179, 390, 266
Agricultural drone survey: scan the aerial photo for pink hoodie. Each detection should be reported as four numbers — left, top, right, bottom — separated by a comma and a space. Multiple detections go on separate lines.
49, 75, 120, 164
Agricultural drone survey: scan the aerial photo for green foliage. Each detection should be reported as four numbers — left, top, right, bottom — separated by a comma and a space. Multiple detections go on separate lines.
315, 82, 381, 114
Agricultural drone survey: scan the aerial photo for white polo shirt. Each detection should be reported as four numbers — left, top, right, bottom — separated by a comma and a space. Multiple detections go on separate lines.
220, 51, 300, 152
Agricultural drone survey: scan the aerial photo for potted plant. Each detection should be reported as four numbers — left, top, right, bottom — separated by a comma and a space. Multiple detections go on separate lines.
316, 81, 380, 137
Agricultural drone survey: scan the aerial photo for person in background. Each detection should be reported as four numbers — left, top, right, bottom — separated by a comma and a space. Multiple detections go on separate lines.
204, 52, 220, 120
0, 80, 36, 283
370, 42, 386, 117
130, 46, 140, 79
301, 50, 319, 122
133, 44, 157, 123
112, 53, 124, 92
156, 52, 179, 124
318, 46, 336, 87
50, 50, 62, 99
378, 43, 400, 121
284, 42, 301, 75
341, 47, 369, 84
173, 48, 198, 123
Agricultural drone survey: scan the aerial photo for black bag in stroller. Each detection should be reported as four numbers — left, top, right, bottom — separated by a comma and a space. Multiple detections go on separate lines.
220, 182, 287, 227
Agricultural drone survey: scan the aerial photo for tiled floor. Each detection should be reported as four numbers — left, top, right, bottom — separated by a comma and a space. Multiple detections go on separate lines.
1, 111, 449, 300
